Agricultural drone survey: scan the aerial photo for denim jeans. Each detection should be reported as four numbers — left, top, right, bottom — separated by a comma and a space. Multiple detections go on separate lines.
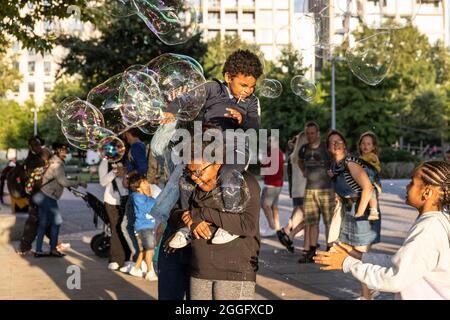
150, 163, 184, 223
157, 225, 192, 300
121, 198, 140, 261
33, 192, 62, 252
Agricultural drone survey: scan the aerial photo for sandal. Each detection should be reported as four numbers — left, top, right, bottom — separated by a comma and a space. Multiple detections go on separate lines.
276, 229, 293, 248
50, 250, 66, 258
34, 251, 50, 258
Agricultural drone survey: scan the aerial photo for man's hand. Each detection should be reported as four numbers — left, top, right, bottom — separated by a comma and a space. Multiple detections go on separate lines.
224, 108, 243, 124
192, 220, 212, 240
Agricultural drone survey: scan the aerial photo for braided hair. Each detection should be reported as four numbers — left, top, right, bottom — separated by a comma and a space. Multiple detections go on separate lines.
417, 161, 450, 213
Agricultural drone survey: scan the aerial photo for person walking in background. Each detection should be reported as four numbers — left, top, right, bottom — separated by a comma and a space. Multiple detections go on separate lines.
34, 144, 87, 257
260, 136, 285, 232
99, 158, 129, 271
0, 158, 16, 204
277, 132, 307, 253
298, 122, 335, 263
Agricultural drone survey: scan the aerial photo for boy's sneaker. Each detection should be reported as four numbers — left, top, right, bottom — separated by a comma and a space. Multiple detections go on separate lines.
108, 262, 120, 271
129, 267, 144, 278
145, 269, 158, 281
168, 228, 192, 249
119, 261, 135, 273
368, 208, 380, 221
141, 261, 148, 273
211, 228, 239, 244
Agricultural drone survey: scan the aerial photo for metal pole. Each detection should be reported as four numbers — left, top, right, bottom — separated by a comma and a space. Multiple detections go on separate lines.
33, 108, 37, 136
331, 58, 336, 130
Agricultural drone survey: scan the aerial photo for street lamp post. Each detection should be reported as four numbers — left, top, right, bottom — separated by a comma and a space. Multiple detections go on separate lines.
31, 107, 39, 136
330, 56, 345, 130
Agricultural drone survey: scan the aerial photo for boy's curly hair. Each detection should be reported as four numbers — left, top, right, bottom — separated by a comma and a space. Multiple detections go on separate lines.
222, 49, 264, 80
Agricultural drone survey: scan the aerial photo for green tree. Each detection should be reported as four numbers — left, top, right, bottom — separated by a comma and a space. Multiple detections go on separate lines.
0, 0, 89, 53
58, 1, 207, 92
0, 50, 21, 97
0, 99, 34, 148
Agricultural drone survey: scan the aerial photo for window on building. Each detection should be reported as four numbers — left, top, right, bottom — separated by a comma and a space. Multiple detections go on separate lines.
12, 41, 20, 52
225, 12, 238, 24
257, 11, 273, 25
208, 12, 220, 24
208, 0, 220, 7
13, 83, 20, 93
225, 30, 238, 37
28, 48, 36, 56
44, 61, 51, 76
44, 82, 52, 92
28, 82, 35, 93
241, 0, 255, 8
28, 61, 35, 75
13, 62, 19, 71
242, 30, 255, 43
242, 12, 255, 24
223, 0, 238, 8
208, 29, 220, 40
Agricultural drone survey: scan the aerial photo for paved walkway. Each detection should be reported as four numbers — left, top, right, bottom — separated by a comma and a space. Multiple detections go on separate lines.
0, 180, 416, 300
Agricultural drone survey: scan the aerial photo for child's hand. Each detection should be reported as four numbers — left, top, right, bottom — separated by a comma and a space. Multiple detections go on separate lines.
224, 108, 243, 124
327, 169, 334, 178
167, 85, 189, 102
192, 221, 212, 240
182, 211, 192, 228
354, 210, 364, 218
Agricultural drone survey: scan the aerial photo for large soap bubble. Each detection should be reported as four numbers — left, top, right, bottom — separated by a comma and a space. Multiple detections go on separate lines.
60, 100, 105, 142
146, 53, 206, 121
345, 31, 393, 86
131, 0, 200, 45
291, 76, 317, 102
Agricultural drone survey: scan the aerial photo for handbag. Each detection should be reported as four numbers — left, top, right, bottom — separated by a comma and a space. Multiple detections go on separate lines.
327, 199, 343, 243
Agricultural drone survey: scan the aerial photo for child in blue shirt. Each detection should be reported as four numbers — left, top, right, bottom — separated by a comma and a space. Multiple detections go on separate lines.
129, 174, 158, 281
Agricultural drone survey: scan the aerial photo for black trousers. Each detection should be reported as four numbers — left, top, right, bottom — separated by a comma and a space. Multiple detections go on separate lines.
19, 201, 51, 252
105, 203, 130, 266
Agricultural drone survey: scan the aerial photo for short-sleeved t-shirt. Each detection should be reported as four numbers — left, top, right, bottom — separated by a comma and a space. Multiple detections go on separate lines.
298, 142, 332, 190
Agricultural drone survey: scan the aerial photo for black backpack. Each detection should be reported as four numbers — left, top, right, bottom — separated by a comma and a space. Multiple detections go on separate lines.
6, 164, 27, 198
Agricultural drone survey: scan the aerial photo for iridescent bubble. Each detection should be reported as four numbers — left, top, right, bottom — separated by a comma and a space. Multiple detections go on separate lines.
259, 79, 282, 99
65, 135, 91, 151
57, 96, 82, 121
87, 73, 123, 112
345, 31, 393, 86
291, 76, 317, 102
60, 100, 105, 142
132, 0, 200, 45
86, 125, 116, 148
276, 16, 317, 54
98, 136, 126, 163
146, 53, 206, 121
119, 69, 166, 124
213, 170, 250, 214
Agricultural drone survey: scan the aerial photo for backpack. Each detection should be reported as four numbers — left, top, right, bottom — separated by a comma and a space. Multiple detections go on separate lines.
6, 164, 27, 198
25, 165, 53, 196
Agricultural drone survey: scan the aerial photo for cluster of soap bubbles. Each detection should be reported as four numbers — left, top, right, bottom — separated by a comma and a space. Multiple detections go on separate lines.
276, 0, 424, 86
58, 53, 206, 162
113, 0, 200, 45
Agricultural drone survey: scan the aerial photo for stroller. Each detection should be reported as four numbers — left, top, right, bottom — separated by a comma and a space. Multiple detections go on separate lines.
69, 188, 111, 258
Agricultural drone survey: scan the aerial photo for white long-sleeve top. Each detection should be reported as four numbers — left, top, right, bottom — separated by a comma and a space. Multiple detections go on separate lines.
98, 159, 128, 205
343, 211, 450, 300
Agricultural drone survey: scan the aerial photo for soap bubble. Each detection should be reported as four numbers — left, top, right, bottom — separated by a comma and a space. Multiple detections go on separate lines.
87, 74, 124, 112
57, 96, 82, 121
213, 170, 250, 214
86, 125, 116, 148
345, 31, 393, 86
146, 53, 206, 121
259, 79, 283, 99
60, 100, 104, 142
291, 76, 317, 102
132, 0, 200, 45
98, 136, 126, 163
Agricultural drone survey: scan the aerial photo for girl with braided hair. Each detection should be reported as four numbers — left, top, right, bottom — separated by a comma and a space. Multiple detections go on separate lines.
314, 161, 450, 300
